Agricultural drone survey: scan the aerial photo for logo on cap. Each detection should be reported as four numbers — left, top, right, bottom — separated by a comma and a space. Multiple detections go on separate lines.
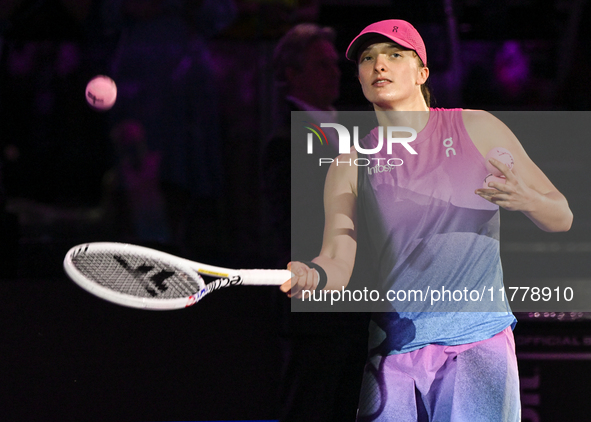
393, 26, 398, 32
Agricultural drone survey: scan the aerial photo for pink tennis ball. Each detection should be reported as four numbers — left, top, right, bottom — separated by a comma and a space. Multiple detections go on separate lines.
85, 75, 117, 111
485, 147, 514, 177
483, 173, 506, 190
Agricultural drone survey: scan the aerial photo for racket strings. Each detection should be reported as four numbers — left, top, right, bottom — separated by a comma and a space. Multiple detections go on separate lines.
357, 359, 387, 421
72, 251, 203, 299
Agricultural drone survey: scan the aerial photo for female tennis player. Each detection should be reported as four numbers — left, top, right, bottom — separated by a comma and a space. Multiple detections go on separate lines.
281, 19, 572, 421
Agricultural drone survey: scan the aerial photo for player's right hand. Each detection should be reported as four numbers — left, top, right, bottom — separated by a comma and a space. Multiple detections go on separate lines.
280, 261, 319, 299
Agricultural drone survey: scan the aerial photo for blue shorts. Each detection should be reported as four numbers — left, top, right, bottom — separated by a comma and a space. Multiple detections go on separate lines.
357, 326, 520, 422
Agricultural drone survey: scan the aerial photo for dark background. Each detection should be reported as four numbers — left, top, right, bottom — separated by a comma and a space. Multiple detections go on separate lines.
1, 0, 591, 421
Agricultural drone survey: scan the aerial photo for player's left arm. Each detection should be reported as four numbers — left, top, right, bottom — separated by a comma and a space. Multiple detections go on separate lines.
466, 110, 573, 232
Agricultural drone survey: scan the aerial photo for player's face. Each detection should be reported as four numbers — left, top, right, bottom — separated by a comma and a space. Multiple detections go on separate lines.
292, 39, 341, 109
357, 42, 428, 111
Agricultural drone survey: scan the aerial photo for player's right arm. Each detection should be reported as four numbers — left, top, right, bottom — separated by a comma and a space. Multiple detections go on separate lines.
280, 150, 359, 298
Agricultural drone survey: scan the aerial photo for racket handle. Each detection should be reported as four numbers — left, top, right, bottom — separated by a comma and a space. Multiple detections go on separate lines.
240, 269, 292, 286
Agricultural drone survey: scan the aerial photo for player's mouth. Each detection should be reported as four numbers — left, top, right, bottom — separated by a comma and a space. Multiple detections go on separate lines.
372, 78, 392, 86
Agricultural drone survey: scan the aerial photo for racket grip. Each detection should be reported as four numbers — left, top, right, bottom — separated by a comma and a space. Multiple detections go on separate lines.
240, 269, 292, 286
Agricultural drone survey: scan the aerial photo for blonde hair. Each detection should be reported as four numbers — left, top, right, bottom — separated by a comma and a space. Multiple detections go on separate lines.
413, 51, 431, 107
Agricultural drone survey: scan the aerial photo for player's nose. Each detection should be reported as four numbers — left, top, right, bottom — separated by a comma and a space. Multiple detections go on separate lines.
374, 55, 388, 72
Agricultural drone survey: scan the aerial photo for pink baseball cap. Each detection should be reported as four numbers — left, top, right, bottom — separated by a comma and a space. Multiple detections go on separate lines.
346, 19, 427, 65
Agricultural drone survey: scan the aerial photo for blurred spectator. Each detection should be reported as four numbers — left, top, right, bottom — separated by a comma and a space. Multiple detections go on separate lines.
103, 119, 170, 245
103, 0, 236, 259
262, 23, 369, 422
494, 40, 530, 102
263, 22, 340, 266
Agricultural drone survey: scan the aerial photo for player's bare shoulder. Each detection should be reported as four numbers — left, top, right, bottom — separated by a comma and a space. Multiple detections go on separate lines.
462, 109, 520, 157
325, 146, 359, 197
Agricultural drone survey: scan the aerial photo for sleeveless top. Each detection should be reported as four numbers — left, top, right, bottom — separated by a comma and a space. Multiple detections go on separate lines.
356, 108, 516, 356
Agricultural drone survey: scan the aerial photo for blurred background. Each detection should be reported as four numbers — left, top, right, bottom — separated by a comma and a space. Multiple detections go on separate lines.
0, 0, 590, 421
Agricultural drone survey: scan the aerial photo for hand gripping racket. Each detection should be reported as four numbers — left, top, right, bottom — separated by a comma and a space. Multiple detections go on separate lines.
63, 242, 292, 310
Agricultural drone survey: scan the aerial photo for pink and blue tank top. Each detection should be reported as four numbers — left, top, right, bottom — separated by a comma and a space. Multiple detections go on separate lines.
356, 108, 516, 355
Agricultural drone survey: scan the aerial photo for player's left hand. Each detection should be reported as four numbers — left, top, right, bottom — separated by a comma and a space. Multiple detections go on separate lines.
475, 158, 538, 212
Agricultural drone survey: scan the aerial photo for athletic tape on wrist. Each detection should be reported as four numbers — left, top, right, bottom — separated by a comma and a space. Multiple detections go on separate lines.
302, 261, 327, 290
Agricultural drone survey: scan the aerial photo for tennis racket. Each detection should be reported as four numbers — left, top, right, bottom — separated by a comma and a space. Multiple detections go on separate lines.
63, 242, 292, 310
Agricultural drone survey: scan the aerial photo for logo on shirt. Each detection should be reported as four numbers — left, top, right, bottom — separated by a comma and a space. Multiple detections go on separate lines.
443, 137, 456, 157
367, 161, 402, 174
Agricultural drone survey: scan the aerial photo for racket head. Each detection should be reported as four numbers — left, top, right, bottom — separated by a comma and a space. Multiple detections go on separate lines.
64, 243, 208, 310
356, 357, 388, 422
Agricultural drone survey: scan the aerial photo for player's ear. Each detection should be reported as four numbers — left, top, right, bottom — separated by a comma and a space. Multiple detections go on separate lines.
417, 66, 429, 85
416, 66, 429, 85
